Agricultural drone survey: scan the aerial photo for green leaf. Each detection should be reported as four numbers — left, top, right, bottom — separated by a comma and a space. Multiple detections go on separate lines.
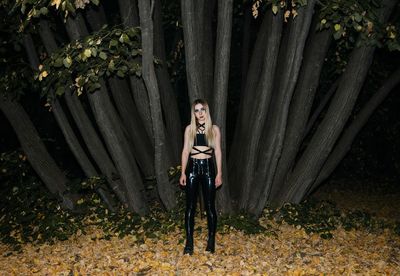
40, 7, 48, 15
354, 12, 362, 23
53, 58, 63, 68
91, 47, 97, 57
108, 60, 115, 71
91, 0, 100, 5
55, 86, 65, 96
63, 56, 72, 68
109, 39, 118, 47
99, 52, 107, 60
119, 34, 130, 44
131, 49, 139, 57
333, 31, 342, 40
66, 1, 76, 13
117, 70, 125, 78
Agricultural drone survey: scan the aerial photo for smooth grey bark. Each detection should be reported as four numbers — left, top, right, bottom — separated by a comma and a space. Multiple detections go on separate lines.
38, 19, 118, 210
22, 34, 40, 69
304, 79, 339, 139
269, 27, 332, 204
39, 22, 124, 203
29, 26, 98, 178
202, 0, 215, 103
153, 0, 182, 165
240, 1, 252, 94
212, 0, 234, 213
228, 12, 271, 201
138, 0, 176, 210
235, 11, 283, 210
281, 0, 397, 204
181, 0, 205, 101
87, 80, 149, 214
0, 98, 77, 210
119, 0, 139, 27
85, 3, 107, 31
52, 99, 117, 211
65, 13, 148, 214
64, 92, 128, 205
248, 0, 317, 215
108, 77, 155, 176
118, 0, 154, 140
84, 6, 156, 176
22, 34, 87, 209
311, 67, 400, 192
283, 47, 375, 202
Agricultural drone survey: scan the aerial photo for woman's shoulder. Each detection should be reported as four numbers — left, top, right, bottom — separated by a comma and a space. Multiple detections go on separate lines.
184, 125, 191, 133
212, 125, 220, 133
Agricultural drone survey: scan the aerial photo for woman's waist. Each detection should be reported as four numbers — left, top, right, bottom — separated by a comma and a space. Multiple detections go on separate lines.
189, 156, 214, 163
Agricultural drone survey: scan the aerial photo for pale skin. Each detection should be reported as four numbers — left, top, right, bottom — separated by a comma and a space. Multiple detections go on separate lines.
179, 103, 223, 187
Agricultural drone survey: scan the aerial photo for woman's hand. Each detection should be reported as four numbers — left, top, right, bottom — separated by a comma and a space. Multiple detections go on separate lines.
179, 174, 187, 186
215, 173, 222, 187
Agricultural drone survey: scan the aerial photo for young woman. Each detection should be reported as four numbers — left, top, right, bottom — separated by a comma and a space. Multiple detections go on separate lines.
179, 99, 223, 255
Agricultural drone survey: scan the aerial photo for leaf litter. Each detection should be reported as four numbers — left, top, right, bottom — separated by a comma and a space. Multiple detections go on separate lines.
1, 215, 399, 275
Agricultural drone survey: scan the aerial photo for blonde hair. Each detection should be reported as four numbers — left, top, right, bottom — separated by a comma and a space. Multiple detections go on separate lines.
188, 99, 215, 148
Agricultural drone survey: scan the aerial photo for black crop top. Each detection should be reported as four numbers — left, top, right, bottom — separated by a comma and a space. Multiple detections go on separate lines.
190, 123, 214, 157
195, 133, 207, 146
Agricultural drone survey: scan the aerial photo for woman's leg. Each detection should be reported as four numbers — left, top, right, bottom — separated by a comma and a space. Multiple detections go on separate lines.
184, 167, 199, 254
201, 160, 217, 252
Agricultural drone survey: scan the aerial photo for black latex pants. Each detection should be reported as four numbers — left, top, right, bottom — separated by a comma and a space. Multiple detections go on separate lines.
185, 157, 217, 246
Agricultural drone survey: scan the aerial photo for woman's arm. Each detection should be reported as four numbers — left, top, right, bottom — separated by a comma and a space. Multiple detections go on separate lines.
213, 125, 223, 187
179, 126, 191, 186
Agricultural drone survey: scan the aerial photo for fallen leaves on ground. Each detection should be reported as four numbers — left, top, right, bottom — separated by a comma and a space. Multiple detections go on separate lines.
1, 218, 399, 275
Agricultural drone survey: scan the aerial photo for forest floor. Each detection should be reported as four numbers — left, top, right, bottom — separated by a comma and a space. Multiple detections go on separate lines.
1, 177, 399, 275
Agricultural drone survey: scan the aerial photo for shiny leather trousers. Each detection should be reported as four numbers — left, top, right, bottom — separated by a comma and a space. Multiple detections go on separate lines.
185, 158, 217, 245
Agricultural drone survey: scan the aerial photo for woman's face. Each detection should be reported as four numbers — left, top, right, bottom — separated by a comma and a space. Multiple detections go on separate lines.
194, 103, 206, 122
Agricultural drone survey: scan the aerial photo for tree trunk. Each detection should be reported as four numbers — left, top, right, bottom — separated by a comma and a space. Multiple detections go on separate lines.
84, 7, 156, 177
304, 79, 339, 139
64, 92, 128, 205
181, 0, 205, 101
118, 0, 154, 140
108, 77, 155, 176
138, 0, 177, 210
153, 0, 182, 165
240, 1, 252, 94
228, 11, 271, 201
269, 27, 332, 205
0, 98, 77, 210
311, 67, 400, 192
248, 0, 317, 215
212, 0, 234, 213
235, 10, 284, 210
65, 13, 148, 215
202, 0, 215, 103
38, 19, 117, 210
280, 0, 397, 204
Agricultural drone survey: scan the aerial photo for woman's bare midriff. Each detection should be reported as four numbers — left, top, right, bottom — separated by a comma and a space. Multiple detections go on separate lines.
190, 145, 213, 159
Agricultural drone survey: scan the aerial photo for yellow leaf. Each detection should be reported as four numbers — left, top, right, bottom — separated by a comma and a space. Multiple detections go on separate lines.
321, 18, 327, 25
51, 0, 62, 9
334, 24, 341, 31
83, 48, 92, 58
389, 31, 396, 39
272, 5, 278, 15
284, 10, 290, 22
367, 21, 373, 33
